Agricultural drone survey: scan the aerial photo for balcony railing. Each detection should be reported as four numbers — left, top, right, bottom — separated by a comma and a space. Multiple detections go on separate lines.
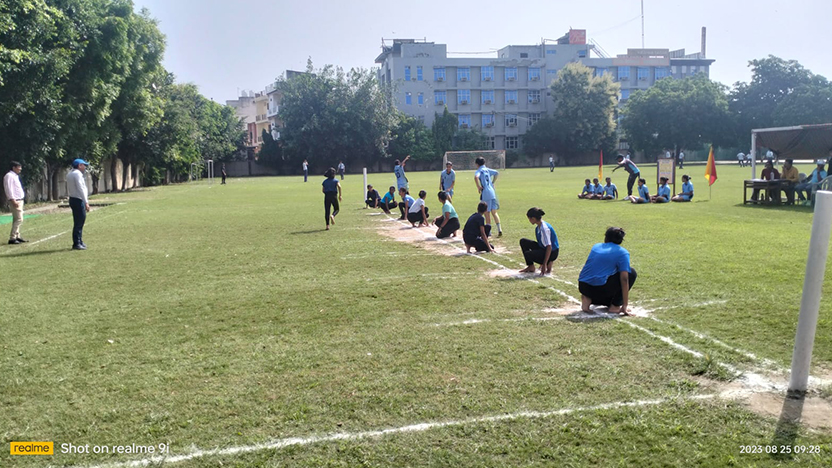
267, 106, 279, 118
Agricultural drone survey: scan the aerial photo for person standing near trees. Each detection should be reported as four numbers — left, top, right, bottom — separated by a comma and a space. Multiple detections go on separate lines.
440, 162, 456, 199
612, 154, 641, 197
221, 163, 227, 185
66, 159, 91, 250
322, 168, 341, 230
303, 160, 309, 182
549, 156, 555, 172
4, 161, 26, 244
338, 161, 345, 180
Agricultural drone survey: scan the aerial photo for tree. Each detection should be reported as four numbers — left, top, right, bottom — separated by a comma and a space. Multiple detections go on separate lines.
621, 74, 731, 159
522, 117, 560, 156
453, 129, 487, 151
773, 77, 832, 127
388, 114, 435, 162
431, 107, 457, 158
258, 129, 283, 168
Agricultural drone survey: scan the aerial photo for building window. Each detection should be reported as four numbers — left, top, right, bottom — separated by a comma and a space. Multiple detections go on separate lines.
434, 90, 446, 105
617, 67, 630, 81
417, 92, 424, 105
405, 92, 412, 105
505, 90, 518, 104
481, 66, 494, 81
620, 89, 631, 100
671, 65, 677, 74
546, 49, 557, 55
577, 50, 587, 58
529, 113, 541, 126
506, 136, 519, 149
418, 115, 425, 123
595, 67, 608, 77
482, 90, 494, 104
405, 66, 411, 81
655, 67, 669, 79
528, 67, 541, 81
416, 66, 423, 81
547, 69, 558, 78
528, 90, 541, 103
434, 67, 446, 81
505, 67, 518, 81
520, 52, 528, 58
690, 65, 698, 74
484, 137, 496, 150
637, 67, 649, 81
459, 114, 471, 128
505, 114, 517, 127
482, 114, 494, 127
458, 89, 470, 104
457, 67, 470, 81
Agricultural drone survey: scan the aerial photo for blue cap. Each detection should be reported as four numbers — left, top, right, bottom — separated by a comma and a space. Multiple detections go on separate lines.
72, 159, 89, 168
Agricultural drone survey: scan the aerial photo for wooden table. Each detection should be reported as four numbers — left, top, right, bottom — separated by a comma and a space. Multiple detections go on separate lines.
744, 179, 785, 205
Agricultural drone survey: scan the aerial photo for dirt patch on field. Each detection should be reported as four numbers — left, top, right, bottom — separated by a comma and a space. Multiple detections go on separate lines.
376, 220, 511, 257
745, 393, 832, 430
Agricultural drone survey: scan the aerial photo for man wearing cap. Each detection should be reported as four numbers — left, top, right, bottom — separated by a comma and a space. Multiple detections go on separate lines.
612, 154, 641, 197
66, 159, 91, 250
780, 159, 799, 205
440, 162, 456, 199
795, 160, 828, 203
4, 161, 27, 244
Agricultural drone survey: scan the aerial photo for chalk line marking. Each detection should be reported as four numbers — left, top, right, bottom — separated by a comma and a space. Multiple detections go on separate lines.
64, 394, 722, 468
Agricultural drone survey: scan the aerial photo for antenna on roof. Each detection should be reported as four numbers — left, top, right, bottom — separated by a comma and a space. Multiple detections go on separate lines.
641, 0, 645, 48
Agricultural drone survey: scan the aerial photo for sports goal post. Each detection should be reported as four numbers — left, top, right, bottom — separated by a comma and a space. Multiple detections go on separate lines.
444, 150, 506, 170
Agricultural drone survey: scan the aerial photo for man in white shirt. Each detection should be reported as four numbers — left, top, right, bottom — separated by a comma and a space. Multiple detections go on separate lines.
737, 152, 745, 167
66, 159, 91, 250
549, 156, 554, 172
4, 161, 27, 244
678, 151, 685, 168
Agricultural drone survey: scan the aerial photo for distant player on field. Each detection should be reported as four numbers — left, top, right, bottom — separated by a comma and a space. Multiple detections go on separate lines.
394, 155, 410, 191
474, 157, 502, 236
440, 162, 456, 199
322, 168, 341, 230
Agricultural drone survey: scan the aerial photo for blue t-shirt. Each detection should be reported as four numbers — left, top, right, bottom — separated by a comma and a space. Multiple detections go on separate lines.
381, 191, 396, 204
682, 181, 694, 197
604, 184, 617, 197
809, 169, 828, 183
322, 178, 339, 192
440, 170, 456, 191
476, 166, 499, 200
536, 221, 559, 249
579, 242, 632, 286
593, 183, 604, 194
581, 184, 593, 194
657, 184, 671, 199
403, 194, 415, 210
638, 184, 650, 200
394, 164, 408, 188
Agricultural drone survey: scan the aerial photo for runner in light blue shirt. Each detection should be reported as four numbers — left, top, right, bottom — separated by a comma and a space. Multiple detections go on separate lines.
651, 177, 671, 203
440, 162, 456, 198
474, 157, 502, 235
602, 177, 618, 200
394, 155, 410, 190
672, 175, 694, 202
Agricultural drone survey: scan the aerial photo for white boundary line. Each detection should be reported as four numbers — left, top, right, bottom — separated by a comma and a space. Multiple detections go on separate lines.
63, 394, 724, 468
0, 207, 128, 256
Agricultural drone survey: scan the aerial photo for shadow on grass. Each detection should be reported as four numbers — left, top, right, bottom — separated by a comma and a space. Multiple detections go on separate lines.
769, 390, 806, 461
565, 312, 623, 324
0, 248, 68, 258
736, 203, 814, 213
289, 229, 325, 235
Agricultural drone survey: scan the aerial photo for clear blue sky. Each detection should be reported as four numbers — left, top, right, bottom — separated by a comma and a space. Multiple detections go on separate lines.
134, 0, 832, 103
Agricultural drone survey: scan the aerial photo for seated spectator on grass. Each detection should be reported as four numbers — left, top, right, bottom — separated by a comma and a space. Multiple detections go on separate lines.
578, 179, 593, 199
398, 187, 414, 220
379, 186, 397, 214
651, 177, 671, 203
434, 191, 460, 239
601, 177, 618, 200
518, 207, 559, 276
626, 178, 650, 204
365, 185, 381, 209
463, 202, 493, 253
407, 190, 430, 227
578, 227, 637, 316
796, 160, 828, 202
590, 178, 604, 199
779, 160, 799, 205
752, 161, 781, 202
671, 175, 694, 202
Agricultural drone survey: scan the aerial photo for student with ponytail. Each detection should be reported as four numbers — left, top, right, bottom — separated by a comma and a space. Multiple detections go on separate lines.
518, 207, 559, 276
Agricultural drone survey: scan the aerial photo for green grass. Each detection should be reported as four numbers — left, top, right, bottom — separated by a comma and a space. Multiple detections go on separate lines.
1, 164, 831, 467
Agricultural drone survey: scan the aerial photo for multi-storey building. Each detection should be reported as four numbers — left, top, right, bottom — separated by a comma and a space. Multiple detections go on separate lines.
376, 29, 714, 151
265, 70, 306, 142
226, 91, 260, 154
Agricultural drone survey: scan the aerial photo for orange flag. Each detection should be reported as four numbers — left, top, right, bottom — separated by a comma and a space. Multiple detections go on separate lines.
598, 150, 603, 180
704, 146, 718, 186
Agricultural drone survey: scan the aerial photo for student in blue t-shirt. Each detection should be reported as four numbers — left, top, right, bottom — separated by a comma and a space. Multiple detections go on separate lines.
519, 207, 559, 276
672, 175, 694, 202
601, 177, 618, 200
379, 186, 397, 214
433, 191, 460, 238
474, 157, 502, 236
394, 155, 410, 190
322, 167, 342, 230
626, 178, 650, 204
397, 187, 415, 220
591, 178, 604, 200
578, 227, 637, 315
651, 177, 671, 203
440, 162, 456, 199
578, 179, 593, 199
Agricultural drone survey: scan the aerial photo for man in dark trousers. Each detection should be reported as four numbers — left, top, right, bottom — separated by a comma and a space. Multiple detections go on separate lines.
221, 163, 227, 184
66, 159, 91, 250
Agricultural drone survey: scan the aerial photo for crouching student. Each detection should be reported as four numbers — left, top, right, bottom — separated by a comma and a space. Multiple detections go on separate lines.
578, 179, 593, 199
463, 202, 494, 253
398, 187, 414, 220
518, 207, 559, 276
671, 175, 694, 202
407, 190, 430, 227
365, 185, 381, 209
434, 191, 460, 239
626, 178, 650, 204
578, 226, 637, 315
651, 177, 671, 203
379, 186, 397, 213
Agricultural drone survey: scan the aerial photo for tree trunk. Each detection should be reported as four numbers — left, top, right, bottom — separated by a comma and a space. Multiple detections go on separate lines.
109, 157, 119, 193
121, 157, 129, 191
49, 166, 59, 201
91, 171, 100, 195
131, 163, 139, 188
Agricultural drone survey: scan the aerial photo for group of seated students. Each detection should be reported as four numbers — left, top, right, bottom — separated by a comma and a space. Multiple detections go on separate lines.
621, 175, 694, 204
577, 177, 619, 200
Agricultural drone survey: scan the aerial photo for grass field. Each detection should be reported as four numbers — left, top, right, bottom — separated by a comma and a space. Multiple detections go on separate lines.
2, 163, 832, 467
